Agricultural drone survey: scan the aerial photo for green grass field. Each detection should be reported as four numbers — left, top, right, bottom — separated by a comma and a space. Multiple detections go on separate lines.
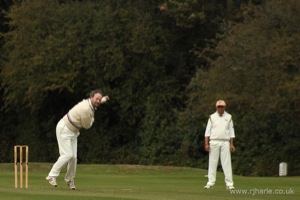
0, 163, 299, 200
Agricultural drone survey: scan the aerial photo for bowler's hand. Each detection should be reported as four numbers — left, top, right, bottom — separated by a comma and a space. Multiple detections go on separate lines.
101, 96, 110, 104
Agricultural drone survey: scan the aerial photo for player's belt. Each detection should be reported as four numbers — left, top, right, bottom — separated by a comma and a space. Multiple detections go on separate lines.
67, 113, 81, 129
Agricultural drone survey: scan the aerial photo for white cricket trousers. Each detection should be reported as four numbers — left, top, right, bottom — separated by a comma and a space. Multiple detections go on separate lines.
48, 119, 80, 181
206, 140, 234, 187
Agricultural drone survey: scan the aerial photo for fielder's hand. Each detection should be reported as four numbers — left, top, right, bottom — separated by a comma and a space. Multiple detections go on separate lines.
230, 145, 236, 153
205, 144, 210, 152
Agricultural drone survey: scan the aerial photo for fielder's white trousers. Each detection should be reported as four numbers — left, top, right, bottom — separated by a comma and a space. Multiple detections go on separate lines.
48, 119, 79, 181
206, 140, 234, 187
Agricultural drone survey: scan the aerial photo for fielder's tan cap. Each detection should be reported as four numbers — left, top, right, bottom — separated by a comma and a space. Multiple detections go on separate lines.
216, 100, 226, 107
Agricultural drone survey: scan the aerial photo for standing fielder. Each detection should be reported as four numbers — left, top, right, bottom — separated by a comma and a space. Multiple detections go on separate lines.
46, 89, 109, 190
204, 100, 236, 190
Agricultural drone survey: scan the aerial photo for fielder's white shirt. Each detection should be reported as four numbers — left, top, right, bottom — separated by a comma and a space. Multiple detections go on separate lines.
205, 111, 235, 140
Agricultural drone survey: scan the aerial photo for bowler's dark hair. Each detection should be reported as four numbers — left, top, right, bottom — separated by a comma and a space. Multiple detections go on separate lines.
89, 89, 103, 97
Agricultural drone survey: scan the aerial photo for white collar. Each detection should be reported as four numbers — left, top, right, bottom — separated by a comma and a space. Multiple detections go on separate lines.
88, 98, 96, 112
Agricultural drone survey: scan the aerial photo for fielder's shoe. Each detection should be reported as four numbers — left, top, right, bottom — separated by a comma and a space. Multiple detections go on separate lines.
66, 179, 76, 190
46, 176, 57, 187
227, 186, 235, 190
204, 184, 213, 189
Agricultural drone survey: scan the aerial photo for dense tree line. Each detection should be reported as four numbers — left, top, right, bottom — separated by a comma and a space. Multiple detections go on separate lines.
0, 0, 299, 176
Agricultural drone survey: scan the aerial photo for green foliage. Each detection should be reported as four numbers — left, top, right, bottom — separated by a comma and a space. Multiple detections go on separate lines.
139, 92, 181, 165
1, 0, 84, 110
185, 0, 300, 175
0, 0, 197, 164
1, 0, 299, 177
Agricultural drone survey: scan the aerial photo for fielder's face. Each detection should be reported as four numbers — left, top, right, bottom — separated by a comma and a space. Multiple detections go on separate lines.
216, 106, 225, 115
90, 93, 103, 108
